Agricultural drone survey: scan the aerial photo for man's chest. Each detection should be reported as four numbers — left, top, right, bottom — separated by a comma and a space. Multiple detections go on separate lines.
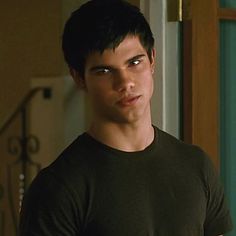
80, 168, 207, 236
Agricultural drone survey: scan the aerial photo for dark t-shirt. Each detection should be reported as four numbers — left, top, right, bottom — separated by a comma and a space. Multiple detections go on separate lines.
19, 127, 233, 236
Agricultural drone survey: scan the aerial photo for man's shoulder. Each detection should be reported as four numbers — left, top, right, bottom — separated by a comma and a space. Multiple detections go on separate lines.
155, 127, 210, 167
156, 127, 203, 153
51, 132, 96, 168
28, 133, 95, 193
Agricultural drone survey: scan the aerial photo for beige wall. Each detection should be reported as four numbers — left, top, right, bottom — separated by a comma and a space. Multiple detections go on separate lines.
0, 1, 63, 125
129, 0, 140, 7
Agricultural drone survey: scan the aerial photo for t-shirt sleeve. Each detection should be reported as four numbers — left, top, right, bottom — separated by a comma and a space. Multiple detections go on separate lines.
203, 154, 233, 236
19, 169, 81, 236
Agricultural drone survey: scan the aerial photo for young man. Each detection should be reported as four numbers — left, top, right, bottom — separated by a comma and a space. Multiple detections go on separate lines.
19, 0, 233, 235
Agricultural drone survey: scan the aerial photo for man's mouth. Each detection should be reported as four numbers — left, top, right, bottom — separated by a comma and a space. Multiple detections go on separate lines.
117, 95, 141, 106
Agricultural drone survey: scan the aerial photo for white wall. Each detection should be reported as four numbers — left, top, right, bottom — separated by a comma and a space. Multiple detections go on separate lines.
141, 0, 181, 138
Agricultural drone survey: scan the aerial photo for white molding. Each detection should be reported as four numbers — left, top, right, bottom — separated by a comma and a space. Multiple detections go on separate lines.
141, 0, 180, 138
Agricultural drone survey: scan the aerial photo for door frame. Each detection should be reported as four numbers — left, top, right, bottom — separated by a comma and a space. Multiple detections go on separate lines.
183, 0, 236, 168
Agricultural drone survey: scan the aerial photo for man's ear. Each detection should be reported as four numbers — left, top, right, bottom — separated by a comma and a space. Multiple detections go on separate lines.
150, 48, 156, 74
70, 68, 86, 90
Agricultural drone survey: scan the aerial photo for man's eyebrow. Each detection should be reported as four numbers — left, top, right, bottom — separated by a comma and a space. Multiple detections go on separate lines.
126, 54, 146, 64
89, 65, 113, 72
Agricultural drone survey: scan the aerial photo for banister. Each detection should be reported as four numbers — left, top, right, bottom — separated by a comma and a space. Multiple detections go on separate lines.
0, 87, 51, 135
0, 85, 51, 235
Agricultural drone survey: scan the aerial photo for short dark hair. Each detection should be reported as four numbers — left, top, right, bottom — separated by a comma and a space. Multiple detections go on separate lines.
62, 0, 155, 76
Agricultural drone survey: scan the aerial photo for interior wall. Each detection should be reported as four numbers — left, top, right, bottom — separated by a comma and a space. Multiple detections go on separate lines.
0, 1, 63, 125
143, 0, 180, 138
0, 1, 63, 235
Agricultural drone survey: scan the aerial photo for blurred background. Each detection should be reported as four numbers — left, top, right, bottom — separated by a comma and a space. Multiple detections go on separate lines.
0, 0, 235, 235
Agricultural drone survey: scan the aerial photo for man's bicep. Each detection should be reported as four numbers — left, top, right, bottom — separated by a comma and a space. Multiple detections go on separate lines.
19, 171, 80, 235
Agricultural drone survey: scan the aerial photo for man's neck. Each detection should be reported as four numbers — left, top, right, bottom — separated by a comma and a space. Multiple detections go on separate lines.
87, 120, 154, 152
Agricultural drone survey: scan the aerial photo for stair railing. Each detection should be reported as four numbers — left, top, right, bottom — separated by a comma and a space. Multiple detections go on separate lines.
0, 86, 51, 235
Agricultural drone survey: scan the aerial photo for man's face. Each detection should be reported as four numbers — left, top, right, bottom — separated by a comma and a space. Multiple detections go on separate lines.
82, 35, 155, 125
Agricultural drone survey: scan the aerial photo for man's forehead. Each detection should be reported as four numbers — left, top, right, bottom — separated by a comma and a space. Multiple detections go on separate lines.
85, 37, 147, 66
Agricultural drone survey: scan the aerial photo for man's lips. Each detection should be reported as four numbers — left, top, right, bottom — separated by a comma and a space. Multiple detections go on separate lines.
117, 95, 141, 106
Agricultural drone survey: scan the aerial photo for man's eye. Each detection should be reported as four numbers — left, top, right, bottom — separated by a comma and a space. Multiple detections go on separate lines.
96, 68, 110, 74
130, 59, 141, 66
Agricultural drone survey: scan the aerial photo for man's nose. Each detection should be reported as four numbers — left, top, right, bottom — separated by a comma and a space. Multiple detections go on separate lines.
113, 70, 135, 92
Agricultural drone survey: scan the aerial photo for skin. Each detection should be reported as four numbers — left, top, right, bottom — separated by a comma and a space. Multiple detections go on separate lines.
71, 35, 155, 152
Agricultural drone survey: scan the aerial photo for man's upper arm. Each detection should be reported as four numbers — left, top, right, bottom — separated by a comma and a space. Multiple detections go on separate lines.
202, 153, 233, 236
19, 170, 80, 235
